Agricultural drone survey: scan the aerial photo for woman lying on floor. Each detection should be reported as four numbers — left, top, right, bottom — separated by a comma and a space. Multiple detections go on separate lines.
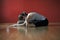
10, 11, 48, 27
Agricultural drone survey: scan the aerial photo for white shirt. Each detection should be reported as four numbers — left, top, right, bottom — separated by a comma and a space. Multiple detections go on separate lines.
27, 12, 46, 21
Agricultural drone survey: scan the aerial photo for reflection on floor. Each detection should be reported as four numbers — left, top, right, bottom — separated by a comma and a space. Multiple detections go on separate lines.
0, 23, 60, 40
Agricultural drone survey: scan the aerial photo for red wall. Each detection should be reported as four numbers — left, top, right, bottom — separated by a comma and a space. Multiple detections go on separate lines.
0, 0, 60, 23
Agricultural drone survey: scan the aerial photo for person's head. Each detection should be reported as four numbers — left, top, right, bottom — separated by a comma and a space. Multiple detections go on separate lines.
18, 11, 28, 20
20, 11, 27, 17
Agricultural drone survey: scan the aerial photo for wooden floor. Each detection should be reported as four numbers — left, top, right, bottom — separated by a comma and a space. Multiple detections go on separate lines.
0, 23, 60, 40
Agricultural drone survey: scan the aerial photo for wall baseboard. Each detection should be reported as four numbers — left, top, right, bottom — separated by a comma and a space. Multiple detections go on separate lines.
0, 22, 60, 26
49, 22, 60, 25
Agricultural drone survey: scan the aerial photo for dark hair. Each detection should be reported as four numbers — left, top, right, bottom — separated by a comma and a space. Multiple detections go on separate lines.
20, 11, 27, 16
18, 11, 27, 20
18, 15, 23, 20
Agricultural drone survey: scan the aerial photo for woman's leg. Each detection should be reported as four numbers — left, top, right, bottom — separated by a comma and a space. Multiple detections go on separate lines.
33, 18, 48, 27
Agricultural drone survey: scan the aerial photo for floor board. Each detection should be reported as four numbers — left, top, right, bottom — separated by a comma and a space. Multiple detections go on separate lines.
0, 23, 60, 40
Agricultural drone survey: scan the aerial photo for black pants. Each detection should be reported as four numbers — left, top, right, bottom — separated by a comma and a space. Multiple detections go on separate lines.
32, 18, 48, 27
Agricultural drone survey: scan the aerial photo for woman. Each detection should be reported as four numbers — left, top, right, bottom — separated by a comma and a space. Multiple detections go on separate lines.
10, 12, 48, 27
